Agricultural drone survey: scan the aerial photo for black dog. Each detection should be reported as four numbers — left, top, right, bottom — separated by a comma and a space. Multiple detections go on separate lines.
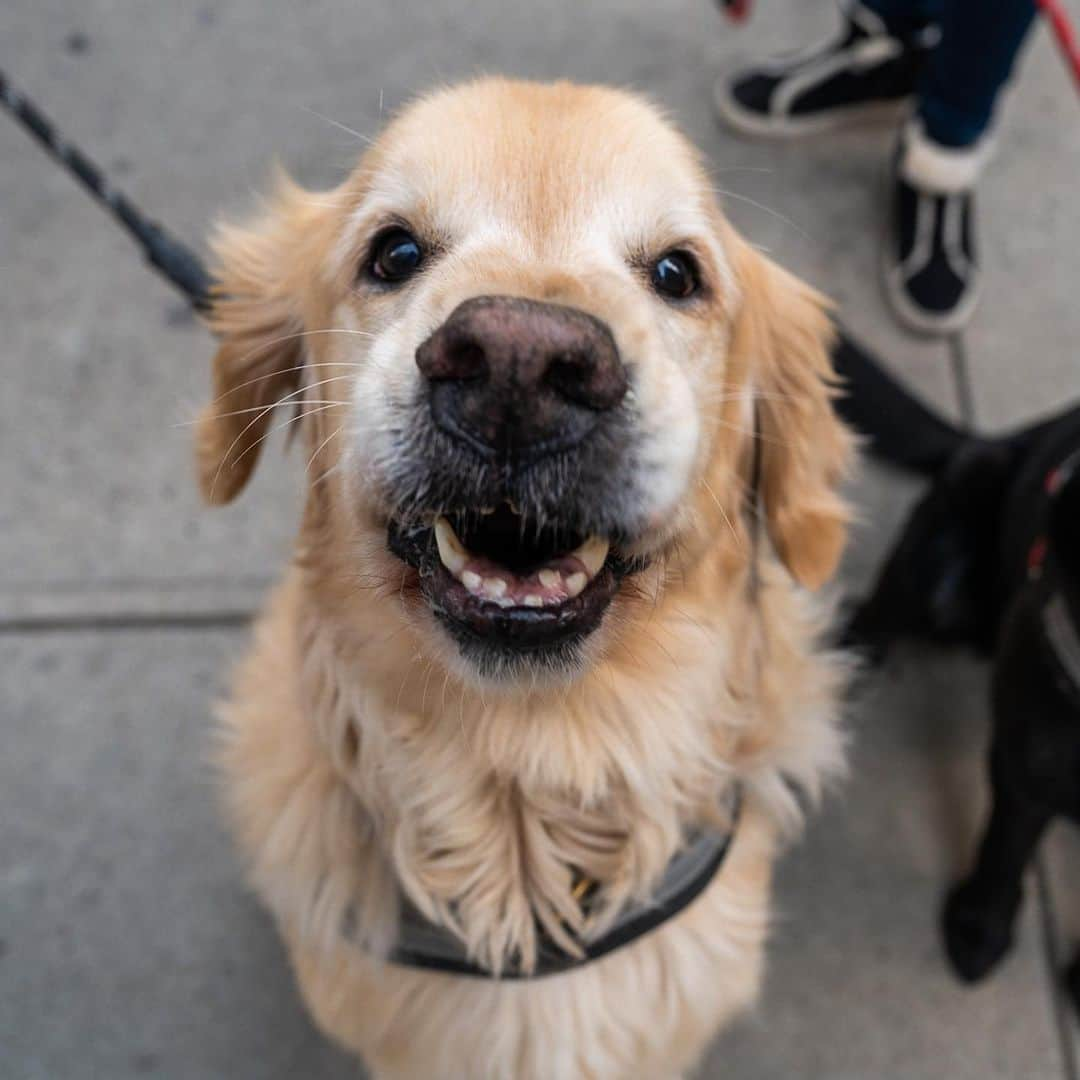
833, 334, 1080, 997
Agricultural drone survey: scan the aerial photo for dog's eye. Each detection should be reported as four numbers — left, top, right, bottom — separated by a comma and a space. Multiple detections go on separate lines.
369, 228, 424, 284
650, 251, 700, 300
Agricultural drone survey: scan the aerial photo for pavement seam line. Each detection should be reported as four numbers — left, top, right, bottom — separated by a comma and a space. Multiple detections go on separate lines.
0, 611, 254, 634
1035, 854, 1080, 1080
948, 332, 1077, 1076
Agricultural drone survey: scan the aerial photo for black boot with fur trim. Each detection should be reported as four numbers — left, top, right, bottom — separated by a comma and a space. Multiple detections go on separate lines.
883, 118, 992, 335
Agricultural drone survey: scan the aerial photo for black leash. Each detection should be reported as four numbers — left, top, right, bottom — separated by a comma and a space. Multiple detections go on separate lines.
0, 66, 216, 311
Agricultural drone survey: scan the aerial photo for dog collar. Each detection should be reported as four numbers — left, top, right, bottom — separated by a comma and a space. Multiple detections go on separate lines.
381, 785, 742, 980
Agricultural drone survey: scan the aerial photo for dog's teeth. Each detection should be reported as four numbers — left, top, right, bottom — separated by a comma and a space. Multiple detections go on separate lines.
523, 594, 543, 607
495, 596, 514, 608
434, 516, 468, 575
538, 568, 560, 589
565, 571, 587, 598
573, 536, 610, 579
483, 577, 507, 599
462, 570, 483, 593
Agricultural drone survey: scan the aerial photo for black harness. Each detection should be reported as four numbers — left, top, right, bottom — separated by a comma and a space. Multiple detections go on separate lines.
4, 67, 766, 980
386, 790, 743, 979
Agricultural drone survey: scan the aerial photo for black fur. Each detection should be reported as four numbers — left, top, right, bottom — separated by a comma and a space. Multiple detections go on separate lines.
834, 332, 1080, 999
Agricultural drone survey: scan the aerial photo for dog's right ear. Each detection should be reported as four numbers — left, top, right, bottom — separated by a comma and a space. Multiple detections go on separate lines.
196, 175, 326, 505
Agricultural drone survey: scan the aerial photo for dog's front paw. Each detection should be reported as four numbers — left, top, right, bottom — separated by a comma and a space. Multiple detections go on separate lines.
942, 879, 1020, 983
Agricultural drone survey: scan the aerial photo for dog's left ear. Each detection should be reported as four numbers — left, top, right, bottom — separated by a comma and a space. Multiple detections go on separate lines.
196, 175, 327, 505
735, 247, 853, 589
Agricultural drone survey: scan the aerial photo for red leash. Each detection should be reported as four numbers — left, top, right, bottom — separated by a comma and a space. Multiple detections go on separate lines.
718, 0, 1080, 95
718, 0, 751, 22
1037, 0, 1080, 92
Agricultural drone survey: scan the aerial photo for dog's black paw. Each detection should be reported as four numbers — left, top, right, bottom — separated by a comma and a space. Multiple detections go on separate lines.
942, 880, 1020, 983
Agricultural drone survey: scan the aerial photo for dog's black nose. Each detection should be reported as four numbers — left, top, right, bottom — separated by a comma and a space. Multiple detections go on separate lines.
415, 296, 627, 460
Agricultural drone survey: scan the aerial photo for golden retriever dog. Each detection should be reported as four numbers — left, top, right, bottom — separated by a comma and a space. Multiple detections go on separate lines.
196, 78, 852, 1079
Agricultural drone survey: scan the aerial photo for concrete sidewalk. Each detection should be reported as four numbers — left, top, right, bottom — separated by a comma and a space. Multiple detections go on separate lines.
3, 1, 1080, 1076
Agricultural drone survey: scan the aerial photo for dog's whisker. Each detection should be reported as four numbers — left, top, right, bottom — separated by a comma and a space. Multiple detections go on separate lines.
420, 660, 435, 716
311, 457, 346, 489
207, 358, 370, 404
711, 186, 813, 244
372, 621, 413, 649
397, 565, 411, 621
710, 417, 798, 449
226, 402, 340, 474
210, 370, 360, 496
700, 478, 743, 552
458, 684, 470, 750
440, 670, 452, 717
174, 399, 346, 428
306, 423, 345, 476
395, 660, 415, 713
299, 104, 377, 147
670, 606, 712, 639
696, 389, 804, 406
205, 331, 376, 406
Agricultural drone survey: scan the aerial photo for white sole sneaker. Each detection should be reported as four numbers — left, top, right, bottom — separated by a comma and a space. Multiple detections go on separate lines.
713, 75, 909, 139
881, 255, 981, 336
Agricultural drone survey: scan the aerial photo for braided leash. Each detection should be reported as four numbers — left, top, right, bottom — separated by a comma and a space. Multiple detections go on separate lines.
1037, 0, 1080, 93
0, 66, 215, 310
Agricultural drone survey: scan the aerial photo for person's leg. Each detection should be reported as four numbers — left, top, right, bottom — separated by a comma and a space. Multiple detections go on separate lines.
920, 0, 1039, 147
862, 0, 942, 32
713, 1, 940, 138
884, 0, 1039, 334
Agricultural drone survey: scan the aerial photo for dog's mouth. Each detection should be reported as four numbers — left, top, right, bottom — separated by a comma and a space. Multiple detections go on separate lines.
388, 502, 633, 658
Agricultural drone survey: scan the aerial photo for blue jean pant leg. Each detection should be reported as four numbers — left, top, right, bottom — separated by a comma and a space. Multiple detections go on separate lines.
863, 0, 1039, 147
920, 0, 1039, 146
862, 0, 943, 29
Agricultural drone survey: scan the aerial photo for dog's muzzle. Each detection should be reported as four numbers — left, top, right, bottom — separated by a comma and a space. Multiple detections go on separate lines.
384, 296, 644, 675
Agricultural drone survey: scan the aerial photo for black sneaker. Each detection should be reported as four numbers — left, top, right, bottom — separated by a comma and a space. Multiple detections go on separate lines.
714, 1, 937, 138
883, 119, 990, 335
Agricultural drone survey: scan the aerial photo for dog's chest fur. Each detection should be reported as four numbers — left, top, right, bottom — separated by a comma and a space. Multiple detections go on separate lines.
217, 567, 844, 1076
292, 583, 746, 974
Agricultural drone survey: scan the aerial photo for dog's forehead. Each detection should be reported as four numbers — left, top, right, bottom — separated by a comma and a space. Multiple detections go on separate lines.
356, 80, 712, 250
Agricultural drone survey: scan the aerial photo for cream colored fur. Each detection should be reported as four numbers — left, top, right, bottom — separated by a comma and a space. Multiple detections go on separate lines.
197, 78, 854, 1079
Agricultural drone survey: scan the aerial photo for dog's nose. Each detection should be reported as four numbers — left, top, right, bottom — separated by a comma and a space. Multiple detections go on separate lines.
415, 296, 628, 459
